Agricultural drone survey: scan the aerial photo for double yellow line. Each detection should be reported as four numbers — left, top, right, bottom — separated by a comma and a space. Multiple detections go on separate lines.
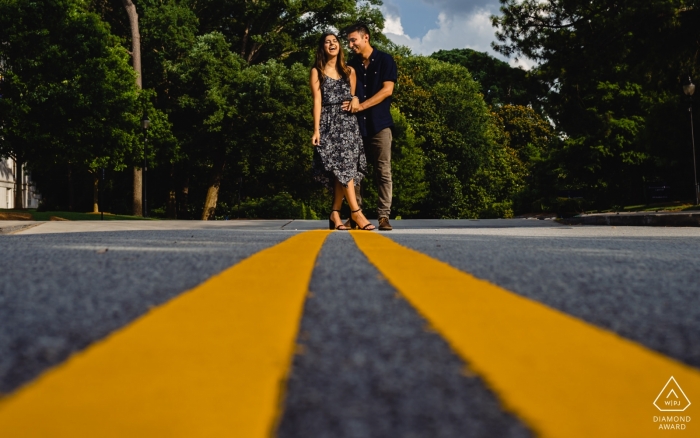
1, 231, 698, 437
0, 231, 331, 437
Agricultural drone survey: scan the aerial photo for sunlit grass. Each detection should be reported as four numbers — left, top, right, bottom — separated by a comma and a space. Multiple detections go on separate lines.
0, 209, 157, 221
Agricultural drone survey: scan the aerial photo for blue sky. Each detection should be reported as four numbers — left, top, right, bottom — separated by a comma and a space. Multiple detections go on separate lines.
380, 0, 533, 69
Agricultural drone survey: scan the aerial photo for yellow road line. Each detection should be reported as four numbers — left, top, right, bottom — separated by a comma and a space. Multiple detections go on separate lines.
352, 232, 700, 437
0, 230, 331, 438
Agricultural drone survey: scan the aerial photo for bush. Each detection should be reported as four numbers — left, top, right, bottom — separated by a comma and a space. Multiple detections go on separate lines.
216, 192, 319, 219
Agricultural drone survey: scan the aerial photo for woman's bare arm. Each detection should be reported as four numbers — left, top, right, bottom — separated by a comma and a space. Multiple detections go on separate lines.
309, 68, 322, 146
349, 67, 357, 96
348, 67, 360, 112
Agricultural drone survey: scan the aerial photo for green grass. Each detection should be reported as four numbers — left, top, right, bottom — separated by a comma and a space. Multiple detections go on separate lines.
3, 209, 157, 221
586, 201, 700, 214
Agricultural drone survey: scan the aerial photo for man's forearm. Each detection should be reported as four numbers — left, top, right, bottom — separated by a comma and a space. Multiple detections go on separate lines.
359, 86, 393, 111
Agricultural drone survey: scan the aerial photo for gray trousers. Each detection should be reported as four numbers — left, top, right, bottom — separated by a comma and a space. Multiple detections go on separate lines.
356, 128, 392, 218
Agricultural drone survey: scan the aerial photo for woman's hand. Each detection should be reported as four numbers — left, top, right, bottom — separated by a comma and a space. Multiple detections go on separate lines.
312, 131, 321, 146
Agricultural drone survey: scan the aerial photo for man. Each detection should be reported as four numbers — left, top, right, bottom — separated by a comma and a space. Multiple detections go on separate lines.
342, 23, 396, 231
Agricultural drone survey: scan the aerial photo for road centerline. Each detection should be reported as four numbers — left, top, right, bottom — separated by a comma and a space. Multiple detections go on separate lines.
351, 232, 700, 437
0, 230, 331, 437
278, 232, 531, 437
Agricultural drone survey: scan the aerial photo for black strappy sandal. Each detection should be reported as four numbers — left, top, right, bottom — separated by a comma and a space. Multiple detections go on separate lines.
329, 210, 349, 230
349, 208, 376, 231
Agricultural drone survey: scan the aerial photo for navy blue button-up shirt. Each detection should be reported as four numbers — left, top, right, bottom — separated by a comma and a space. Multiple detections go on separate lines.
348, 49, 398, 137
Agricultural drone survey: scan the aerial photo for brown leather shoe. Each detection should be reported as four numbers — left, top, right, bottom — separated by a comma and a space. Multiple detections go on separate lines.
378, 217, 392, 231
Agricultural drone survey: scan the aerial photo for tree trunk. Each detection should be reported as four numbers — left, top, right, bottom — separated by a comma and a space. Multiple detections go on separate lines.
14, 157, 23, 209
133, 167, 142, 216
166, 163, 177, 219
68, 165, 74, 212
122, 0, 143, 216
201, 158, 226, 220
122, 0, 142, 89
179, 174, 189, 219
92, 173, 99, 213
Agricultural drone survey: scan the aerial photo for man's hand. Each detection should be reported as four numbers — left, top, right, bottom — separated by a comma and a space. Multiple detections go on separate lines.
342, 97, 362, 113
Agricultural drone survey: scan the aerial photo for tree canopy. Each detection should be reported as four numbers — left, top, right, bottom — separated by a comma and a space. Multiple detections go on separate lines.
0, 0, 141, 208
493, 0, 700, 207
4, 0, 696, 217
430, 48, 538, 108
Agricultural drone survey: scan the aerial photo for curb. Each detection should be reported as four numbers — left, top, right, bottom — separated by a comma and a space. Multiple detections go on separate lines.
0, 223, 43, 235
559, 213, 700, 227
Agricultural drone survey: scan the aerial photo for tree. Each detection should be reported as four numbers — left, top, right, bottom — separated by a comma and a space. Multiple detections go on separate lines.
492, 104, 558, 212
388, 108, 428, 217
120, 0, 144, 216
191, 0, 387, 64
170, 33, 246, 220
101, 0, 389, 218
493, 0, 700, 206
392, 55, 525, 218
0, 0, 141, 210
431, 48, 540, 108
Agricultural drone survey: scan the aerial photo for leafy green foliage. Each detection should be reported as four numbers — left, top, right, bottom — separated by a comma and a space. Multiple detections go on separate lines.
492, 104, 560, 212
493, 0, 700, 207
0, 0, 159, 208
217, 192, 320, 220
393, 55, 525, 218
2, 0, 542, 217
0, 0, 145, 209
191, 0, 387, 64
389, 108, 428, 218
232, 61, 315, 199
430, 48, 538, 107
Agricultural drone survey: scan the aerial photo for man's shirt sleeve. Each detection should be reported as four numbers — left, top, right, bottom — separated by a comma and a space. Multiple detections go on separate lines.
380, 54, 398, 84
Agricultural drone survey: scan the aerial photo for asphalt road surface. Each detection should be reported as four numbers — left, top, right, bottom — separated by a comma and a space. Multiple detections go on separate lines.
0, 219, 698, 437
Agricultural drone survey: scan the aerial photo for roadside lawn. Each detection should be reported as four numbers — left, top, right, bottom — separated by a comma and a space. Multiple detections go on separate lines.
587, 202, 700, 214
0, 209, 157, 221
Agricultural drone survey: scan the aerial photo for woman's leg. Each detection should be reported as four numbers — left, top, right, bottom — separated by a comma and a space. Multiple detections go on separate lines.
342, 179, 375, 230
333, 178, 345, 211
330, 179, 347, 229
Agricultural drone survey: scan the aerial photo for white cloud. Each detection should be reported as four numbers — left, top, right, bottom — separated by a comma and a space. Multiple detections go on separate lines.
383, 14, 406, 36
423, 0, 496, 14
383, 7, 537, 70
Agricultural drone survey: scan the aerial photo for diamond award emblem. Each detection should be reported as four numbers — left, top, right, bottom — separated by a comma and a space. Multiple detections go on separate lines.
653, 376, 691, 412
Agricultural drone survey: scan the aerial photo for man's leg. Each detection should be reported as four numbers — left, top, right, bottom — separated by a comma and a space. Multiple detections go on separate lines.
372, 128, 393, 221
354, 136, 371, 211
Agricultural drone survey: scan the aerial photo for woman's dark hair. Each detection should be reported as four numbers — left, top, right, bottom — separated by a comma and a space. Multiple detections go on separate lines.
313, 32, 351, 86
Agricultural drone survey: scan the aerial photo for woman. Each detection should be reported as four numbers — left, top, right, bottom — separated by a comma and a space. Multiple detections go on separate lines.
310, 32, 375, 231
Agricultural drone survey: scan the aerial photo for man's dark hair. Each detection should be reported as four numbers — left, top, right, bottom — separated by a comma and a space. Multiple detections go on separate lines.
344, 23, 371, 39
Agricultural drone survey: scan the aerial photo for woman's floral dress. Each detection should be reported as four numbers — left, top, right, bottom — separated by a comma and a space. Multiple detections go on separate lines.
313, 74, 367, 189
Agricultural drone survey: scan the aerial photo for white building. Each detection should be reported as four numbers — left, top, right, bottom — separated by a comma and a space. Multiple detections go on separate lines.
0, 156, 41, 209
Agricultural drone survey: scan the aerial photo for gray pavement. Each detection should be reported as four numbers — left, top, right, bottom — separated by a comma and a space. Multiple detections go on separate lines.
284, 219, 561, 230
0, 229, 291, 393
10, 218, 561, 235
389, 227, 700, 368
14, 219, 296, 234
278, 233, 531, 438
1, 220, 699, 436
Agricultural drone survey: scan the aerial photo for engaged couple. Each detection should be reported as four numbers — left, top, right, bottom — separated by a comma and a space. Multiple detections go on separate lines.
310, 24, 397, 231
